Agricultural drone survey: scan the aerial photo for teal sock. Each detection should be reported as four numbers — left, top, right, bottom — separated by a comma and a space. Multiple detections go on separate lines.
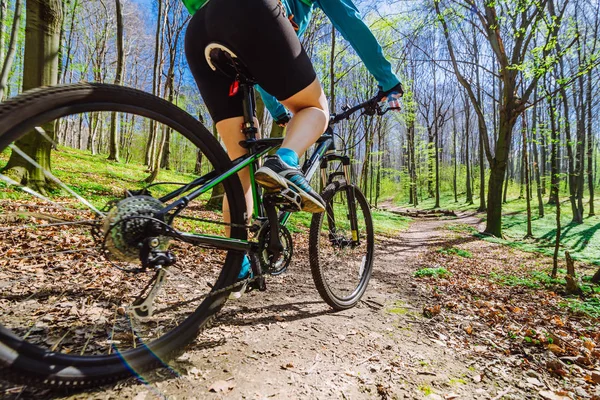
276, 148, 299, 168
238, 255, 252, 279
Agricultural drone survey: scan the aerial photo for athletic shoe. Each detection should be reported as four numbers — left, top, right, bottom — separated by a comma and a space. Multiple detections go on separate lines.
229, 256, 253, 300
255, 155, 325, 213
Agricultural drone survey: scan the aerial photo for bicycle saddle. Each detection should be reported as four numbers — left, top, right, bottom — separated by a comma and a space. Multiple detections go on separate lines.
204, 43, 256, 84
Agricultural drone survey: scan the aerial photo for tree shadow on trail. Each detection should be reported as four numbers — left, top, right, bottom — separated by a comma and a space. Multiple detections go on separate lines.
216, 300, 337, 328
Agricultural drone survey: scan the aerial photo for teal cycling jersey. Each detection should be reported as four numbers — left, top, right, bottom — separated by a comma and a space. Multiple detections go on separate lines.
183, 0, 400, 120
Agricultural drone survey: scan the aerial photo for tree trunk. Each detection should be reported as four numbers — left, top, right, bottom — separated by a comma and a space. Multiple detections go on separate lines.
552, 181, 561, 279
464, 101, 473, 205
575, 72, 585, 221
108, 0, 124, 162
548, 96, 559, 205
564, 251, 582, 295
478, 129, 486, 211
540, 120, 547, 196
0, 0, 23, 100
328, 24, 335, 112
0, 0, 6, 59
531, 92, 544, 218
2, 0, 62, 193
484, 105, 517, 238
434, 123, 440, 209
522, 112, 532, 238
408, 119, 417, 206
453, 109, 458, 203
587, 69, 595, 216
557, 70, 580, 221
145, 0, 164, 167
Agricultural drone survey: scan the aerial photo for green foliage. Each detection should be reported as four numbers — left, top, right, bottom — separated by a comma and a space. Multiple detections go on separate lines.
414, 267, 451, 279
489, 270, 565, 289
560, 297, 600, 319
445, 223, 478, 235
437, 246, 472, 258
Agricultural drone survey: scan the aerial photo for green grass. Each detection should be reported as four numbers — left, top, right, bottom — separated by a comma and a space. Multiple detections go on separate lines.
287, 203, 410, 236
414, 267, 451, 278
371, 210, 410, 235
2, 146, 411, 237
489, 270, 566, 289
385, 300, 409, 315
390, 184, 600, 268
560, 297, 600, 319
437, 246, 472, 258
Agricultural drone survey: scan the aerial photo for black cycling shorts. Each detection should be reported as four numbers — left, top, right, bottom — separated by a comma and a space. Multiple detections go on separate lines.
185, 0, 317, 123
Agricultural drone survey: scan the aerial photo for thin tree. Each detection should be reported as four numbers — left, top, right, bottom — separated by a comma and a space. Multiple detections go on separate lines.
0, 0, 23, 100
108, 0, 124, 162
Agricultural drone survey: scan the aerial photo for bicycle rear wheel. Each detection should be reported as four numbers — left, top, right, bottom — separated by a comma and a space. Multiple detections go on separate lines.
309, 180, 374, 310
0, 84, 247, 387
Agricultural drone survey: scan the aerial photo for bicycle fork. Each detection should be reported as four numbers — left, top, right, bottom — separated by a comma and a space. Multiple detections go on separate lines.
320, 154, 361, 247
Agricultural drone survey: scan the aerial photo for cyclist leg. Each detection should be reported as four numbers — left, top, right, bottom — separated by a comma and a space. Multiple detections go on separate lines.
279, 77, 329, 157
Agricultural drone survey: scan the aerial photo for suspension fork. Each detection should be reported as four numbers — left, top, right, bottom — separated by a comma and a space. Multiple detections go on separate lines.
320, 153, 360, 245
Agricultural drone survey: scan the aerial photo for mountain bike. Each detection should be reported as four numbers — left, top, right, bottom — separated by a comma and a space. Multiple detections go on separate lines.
0, 47, 393, 388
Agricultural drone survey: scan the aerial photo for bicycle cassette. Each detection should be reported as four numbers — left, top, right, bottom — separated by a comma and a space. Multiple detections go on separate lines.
102, 195, 169, 262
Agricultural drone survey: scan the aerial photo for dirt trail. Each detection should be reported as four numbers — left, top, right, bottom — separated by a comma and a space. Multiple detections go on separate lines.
7, 212, 505, 400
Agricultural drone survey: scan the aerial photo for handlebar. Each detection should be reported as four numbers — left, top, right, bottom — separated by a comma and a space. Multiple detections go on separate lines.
328, 94, 398, 126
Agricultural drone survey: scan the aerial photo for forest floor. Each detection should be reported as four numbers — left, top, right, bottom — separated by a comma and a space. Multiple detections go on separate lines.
3, 208, 600, 400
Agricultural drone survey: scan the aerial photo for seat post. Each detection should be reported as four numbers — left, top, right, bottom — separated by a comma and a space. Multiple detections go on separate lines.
241, 82, 258, 140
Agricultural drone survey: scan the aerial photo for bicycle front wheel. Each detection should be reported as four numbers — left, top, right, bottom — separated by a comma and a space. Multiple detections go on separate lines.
0, 84, 247, 388
309, 180, 374, 310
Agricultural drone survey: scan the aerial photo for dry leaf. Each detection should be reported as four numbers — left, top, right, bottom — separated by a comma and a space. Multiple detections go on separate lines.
539, 391, 571, 400
547, 344, 565, 355
583, 340, 595, 351
423, 304, 441, 318
464, 325, 473, 335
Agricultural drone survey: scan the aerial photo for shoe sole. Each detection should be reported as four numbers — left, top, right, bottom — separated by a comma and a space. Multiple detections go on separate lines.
255, 168, 325, 213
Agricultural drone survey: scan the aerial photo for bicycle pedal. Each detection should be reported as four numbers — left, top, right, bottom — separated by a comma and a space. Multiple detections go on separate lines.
264, 188, 301, 211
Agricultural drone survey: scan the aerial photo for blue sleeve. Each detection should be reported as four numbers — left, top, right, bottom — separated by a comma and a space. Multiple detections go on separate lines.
314, 0, 400, 91
256, 85, 288, 120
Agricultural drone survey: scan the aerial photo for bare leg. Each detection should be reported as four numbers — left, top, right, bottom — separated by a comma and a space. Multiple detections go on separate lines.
280, 77, 329, 157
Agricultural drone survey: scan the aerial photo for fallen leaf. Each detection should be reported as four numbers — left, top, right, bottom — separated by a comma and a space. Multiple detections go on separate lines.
423, 304, 441, 318
539, 391, 571, 400
274, 315, 285, 322
546, 360, 568, 377
464, 325, 473, 335
583, 340, 595, 351
548, 344, 565, 355
208, 380, 235, 393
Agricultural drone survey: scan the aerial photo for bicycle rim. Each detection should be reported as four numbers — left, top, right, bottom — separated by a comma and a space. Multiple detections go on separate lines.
0, 84, 247, 387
